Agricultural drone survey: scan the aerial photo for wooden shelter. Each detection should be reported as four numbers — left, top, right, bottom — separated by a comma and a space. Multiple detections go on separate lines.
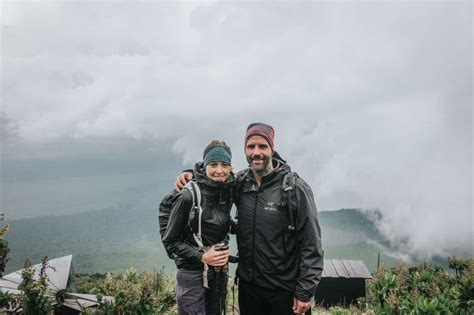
315, 259, 372, 307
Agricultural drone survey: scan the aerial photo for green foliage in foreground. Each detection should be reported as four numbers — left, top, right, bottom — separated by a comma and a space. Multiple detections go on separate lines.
76, 267, 177, 315
18, 257, 53, 315
73, 258, 473, 314
358, 257, 474, 314
0, 222, 12, 310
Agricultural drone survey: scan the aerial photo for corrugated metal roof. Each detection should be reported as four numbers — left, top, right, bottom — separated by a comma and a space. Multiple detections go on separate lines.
0, 255, 115, 314
2, 255, 72, 293
322, 259, 372, 279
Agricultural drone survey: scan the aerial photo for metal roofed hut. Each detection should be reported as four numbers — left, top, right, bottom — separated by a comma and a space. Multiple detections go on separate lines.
315, 259, 372, 307
0, 255, 114, 314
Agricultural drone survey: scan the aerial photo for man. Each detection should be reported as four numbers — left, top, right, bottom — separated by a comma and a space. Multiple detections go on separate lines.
176, 123, 323, 315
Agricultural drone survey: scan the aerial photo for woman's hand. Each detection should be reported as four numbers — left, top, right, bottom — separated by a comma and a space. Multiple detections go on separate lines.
201, 246, 229, 266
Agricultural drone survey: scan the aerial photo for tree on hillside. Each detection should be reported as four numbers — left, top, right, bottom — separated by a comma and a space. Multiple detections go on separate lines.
448, 256, 470, 278
0, 214, 10, 277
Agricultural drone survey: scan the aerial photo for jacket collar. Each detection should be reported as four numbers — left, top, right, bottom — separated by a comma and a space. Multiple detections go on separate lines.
193, 161, 235, 191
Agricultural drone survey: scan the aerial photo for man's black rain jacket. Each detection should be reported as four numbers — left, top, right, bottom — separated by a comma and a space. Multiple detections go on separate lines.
235, 152, 324, 302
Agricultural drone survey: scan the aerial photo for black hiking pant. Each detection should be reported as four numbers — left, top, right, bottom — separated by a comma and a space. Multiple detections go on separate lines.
238, 279, 311, 315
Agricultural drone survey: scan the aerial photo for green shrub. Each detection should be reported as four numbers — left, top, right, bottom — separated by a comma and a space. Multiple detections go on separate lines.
0, 291, 12, 309
74, 258, 474, 314
363, 258, 474, 314
0, 223, 10, 277
17, 257, 53, 315
329, 306, 351, 314
76, 267, 176, 314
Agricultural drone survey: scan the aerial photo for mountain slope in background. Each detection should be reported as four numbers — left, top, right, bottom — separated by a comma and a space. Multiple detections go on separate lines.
4, 207, 405, 274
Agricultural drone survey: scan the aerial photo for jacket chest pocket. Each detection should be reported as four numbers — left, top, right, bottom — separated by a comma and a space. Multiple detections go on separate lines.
257, 199, 289, 226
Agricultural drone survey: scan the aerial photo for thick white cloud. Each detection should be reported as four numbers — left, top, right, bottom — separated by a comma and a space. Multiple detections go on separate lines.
1, 1, 472, 258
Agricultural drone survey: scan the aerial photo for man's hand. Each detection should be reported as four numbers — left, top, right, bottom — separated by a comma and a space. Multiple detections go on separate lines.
293, 297, 311, 314
201, 246, 229, 266
174, 172, 193, 191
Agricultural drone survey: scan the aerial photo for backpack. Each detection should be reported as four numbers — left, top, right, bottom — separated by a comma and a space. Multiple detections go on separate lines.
158, 180, 220, 288
158, 181, 205, 258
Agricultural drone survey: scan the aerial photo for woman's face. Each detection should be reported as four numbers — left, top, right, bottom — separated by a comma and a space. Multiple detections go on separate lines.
206, 162, 231, 182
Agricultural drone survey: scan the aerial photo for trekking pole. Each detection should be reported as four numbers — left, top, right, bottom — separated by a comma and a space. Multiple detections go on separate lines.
214, 243, 229, 315
216, 263, 230, 315
232, 274, 239, 315
221, 268, 226, 315
215, 267, 223, 315
228, 253, 239, 315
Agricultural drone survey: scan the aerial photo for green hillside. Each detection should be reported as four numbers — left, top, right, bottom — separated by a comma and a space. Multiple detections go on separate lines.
318, 209, 400, 270
5, 200, 173, 274
5, 207, 401, 274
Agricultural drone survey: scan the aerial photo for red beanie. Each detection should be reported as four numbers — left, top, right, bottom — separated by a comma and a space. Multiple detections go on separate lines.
245, 122, 275, 151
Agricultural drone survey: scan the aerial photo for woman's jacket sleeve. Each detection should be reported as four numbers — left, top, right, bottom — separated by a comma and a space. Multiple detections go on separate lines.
161, 189, 203, 264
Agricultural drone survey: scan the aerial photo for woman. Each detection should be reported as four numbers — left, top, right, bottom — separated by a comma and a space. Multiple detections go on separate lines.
161, 140, 234, 315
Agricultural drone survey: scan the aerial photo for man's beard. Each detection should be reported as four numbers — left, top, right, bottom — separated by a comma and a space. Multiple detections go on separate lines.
248, 155, 271, 176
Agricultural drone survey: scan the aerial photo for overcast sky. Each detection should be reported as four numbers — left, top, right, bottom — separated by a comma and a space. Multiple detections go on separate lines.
1, 1, 472, 259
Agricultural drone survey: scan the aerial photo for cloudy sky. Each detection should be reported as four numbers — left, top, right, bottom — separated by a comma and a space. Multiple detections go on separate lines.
1, 1, 472, 259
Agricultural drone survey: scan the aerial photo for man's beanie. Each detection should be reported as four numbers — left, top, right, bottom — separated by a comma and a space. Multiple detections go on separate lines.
203, 144, 232, 167
245, 122, 275, 151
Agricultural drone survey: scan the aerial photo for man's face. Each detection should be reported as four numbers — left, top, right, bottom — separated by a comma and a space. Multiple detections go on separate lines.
245, 135, 272, 176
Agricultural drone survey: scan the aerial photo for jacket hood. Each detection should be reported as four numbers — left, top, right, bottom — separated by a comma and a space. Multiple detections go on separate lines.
261, 151, 292, 184
272, 151, 292, 174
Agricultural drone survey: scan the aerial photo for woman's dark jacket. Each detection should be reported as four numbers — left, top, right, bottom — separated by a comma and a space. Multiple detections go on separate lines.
161, 162, 234, 270
235, 152, 324, 303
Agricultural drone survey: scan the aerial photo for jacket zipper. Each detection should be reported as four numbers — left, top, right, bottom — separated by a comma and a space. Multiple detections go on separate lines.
251, 191, 259, 282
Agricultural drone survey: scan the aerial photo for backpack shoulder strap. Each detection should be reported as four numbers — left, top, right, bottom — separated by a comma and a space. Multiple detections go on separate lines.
184, 181, 212, 289
282, 172, 299, 231
184, 181, 205, 249
233, 169, 250, 213
186, 181, 201, 209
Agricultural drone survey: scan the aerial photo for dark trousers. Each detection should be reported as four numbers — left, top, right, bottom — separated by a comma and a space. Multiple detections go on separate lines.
176, 268, 228, 315
238, 279, 299, 315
